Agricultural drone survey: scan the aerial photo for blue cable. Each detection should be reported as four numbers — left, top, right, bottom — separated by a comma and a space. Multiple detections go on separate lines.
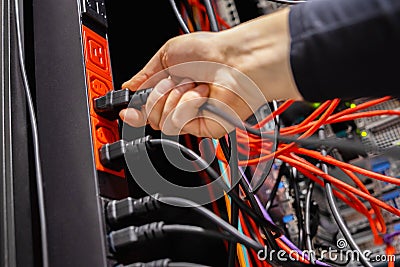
212, 139, 251, 266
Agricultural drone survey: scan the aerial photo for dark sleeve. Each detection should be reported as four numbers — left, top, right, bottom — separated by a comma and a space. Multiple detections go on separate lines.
289, 0, 400, 101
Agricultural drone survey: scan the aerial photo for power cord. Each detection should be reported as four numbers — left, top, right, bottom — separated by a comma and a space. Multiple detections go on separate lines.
169, 0, 191, 34
146, 138, 282, 236
105, 193, 264, 251
14, 0, 49, 266
202, 0, 219, 32
250, 100, 281, 194
265, 163, 286, 211
226, 133, 239, 267
200, 102, 368, 155
319, 127, 372, 267
157, 197, 263, 251
305, 180, 315, 264
218, 132, 282, 254
108, 221, 237, 252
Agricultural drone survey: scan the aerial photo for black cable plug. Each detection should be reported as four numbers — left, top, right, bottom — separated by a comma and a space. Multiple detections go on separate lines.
108, 221, 234, 253
108, 222, 165, 253
106, 194, 161, 227
94, 88, 152, 120
99, 135, 152, 170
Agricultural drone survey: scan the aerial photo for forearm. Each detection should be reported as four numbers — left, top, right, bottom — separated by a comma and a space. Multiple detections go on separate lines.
218, 8, 303, 102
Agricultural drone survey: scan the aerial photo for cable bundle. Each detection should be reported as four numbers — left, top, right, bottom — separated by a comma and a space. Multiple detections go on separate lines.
212, 96, 400, 266
165, 2, 400, 266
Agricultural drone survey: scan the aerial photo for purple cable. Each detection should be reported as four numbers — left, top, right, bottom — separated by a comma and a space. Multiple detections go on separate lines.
239, 167, 330, 267
384, 230, 400, 244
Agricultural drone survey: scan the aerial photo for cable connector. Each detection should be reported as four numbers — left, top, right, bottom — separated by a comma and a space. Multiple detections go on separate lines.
106, 194, 161, 227
94, 88, 152, 120
108, 221, 165, 252
99, 135, 152, 170
116, 259, 170, 267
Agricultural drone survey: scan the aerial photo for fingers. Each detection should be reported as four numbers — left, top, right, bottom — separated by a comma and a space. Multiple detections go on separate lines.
120, 78, 196, 131
119, 107, 147, 128
159, 79, 195, 130
145, 78, 176, 131
162, 84, 210, 136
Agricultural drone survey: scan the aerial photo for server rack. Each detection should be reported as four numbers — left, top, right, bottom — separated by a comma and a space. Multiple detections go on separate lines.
1, 0, 227, 266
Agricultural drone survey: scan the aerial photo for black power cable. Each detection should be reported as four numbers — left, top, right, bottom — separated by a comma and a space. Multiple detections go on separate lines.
105, 194, 261, 251
165, 10, 242, 264
200, 102, 368, 155
163, 224, 234, 241
319, 127, 372, 267
226, 133, 239, 267
250, 100, 280, 194
157, 196, 264, 251
109, 221, 258, 252
265, 164, 285, 211
147, 138, 281, 235
219, 134, 282, 254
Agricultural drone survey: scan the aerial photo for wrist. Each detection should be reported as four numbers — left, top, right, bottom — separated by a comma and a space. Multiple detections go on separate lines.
218, 8, 303, 102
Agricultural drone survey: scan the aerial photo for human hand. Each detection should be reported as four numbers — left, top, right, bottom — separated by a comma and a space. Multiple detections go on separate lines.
120, 8, 302, 138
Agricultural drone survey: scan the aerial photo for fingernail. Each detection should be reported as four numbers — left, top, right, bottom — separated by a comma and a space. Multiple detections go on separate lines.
121, 81, 129, 89
125, 108, 139, 121
119, 109, 127, 120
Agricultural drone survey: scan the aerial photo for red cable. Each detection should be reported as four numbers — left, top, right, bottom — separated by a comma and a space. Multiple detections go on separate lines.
278, 154, 400, 217
294, 147, 400, 186
254, 99, 295, 129
286, 153, 383, 243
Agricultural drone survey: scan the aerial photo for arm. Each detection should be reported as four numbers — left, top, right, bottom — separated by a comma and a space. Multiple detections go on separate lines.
121, 0, 400, 138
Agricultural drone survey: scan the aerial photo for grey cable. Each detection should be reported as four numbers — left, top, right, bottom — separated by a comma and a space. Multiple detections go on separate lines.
319, 128, 372, 267
305, 180, 315, 264
202, 0, 219, 32
169, 0, 191, 34
325, 183, 372, 267
14, 0, 49, 266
